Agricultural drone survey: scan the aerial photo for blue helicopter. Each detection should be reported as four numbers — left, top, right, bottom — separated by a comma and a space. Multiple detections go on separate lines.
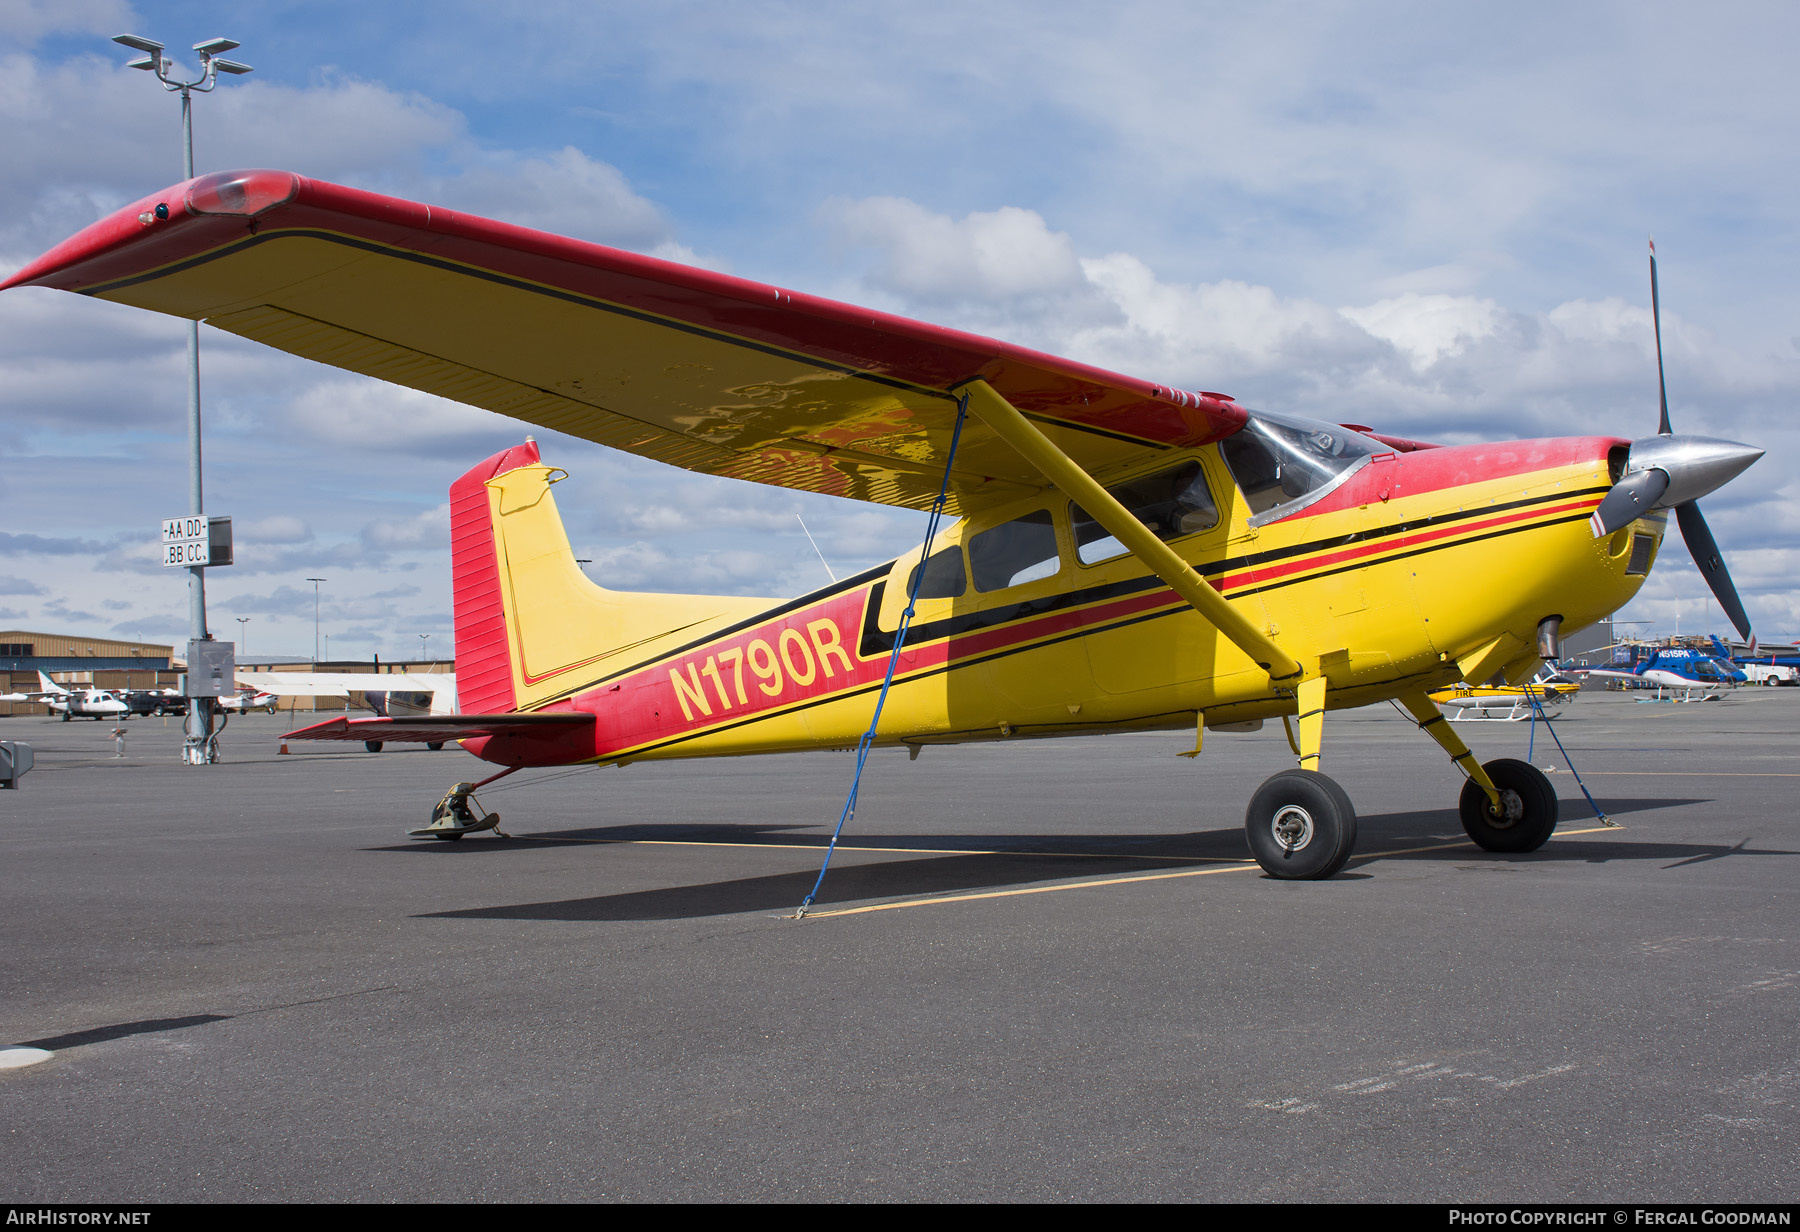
1573, 643, 1747, 700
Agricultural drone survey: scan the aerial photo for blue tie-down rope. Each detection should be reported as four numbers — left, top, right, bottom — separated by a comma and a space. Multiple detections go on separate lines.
794, 394, 970, 917
1526, 686, 1613, 826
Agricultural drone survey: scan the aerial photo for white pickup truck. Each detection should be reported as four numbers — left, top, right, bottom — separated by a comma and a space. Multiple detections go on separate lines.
1743, 663, 1798, 686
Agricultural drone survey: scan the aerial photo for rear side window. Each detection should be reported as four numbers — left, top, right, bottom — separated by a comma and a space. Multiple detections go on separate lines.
906, 546, 967, 599
1073, 460, 1219, 565
969, 509, 1060, 592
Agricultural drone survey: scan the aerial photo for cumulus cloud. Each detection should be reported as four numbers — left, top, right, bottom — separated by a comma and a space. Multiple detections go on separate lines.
281, 381, 518, 454
0, 0, 132, 48
825, 197, 1087, 303
577, 540, 788, 597
237, 515, 313, 545
361, 505, 450, 552
429, 146, 672, 253
0, 53, 677, 269
0, 575, 45, 595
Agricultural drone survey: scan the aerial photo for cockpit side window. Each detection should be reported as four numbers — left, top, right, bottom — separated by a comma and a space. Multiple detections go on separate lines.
969, 509, 1061, 592
1220, 411, 1384, 521
1071, 460, 1219, 566
906, 545, 967, 599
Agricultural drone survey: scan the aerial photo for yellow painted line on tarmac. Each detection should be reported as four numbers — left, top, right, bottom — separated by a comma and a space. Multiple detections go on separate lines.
802, 859, 1264, 917
803, 825, 1627, 919
1576, 771, 1800, 777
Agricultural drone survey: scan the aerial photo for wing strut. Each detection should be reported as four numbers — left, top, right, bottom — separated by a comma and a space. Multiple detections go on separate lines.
959, 380, 1303, 682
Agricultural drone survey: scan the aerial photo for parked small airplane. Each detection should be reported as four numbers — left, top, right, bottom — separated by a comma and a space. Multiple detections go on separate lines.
34, 672, 131, 721
1428, 669, 1581, 722
4, 173, 1765, 876
216, 688, 280, 714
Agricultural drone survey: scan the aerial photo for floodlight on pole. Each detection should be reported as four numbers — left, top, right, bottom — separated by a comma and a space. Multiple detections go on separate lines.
235, 616, 250, 658
111, 31, 252, 767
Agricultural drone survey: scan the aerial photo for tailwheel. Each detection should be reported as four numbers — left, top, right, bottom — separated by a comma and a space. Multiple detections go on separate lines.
1245, 769, 1358, 880
410, 781, 507, 842
1459, 758, 1558, 853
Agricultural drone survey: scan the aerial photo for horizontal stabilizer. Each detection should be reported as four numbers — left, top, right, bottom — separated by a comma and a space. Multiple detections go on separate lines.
286, 712, 591, 745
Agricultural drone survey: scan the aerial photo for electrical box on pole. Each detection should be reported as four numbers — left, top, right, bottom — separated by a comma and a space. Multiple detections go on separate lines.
184, 639, 235, 698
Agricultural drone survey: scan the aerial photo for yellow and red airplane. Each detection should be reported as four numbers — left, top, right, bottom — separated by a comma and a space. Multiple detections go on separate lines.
2, 170, 1765, 879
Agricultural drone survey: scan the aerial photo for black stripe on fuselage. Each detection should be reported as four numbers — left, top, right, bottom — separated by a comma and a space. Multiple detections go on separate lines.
598, 500, 1599, 760
542, 484, 1605, 707
854, 489, 1608, 657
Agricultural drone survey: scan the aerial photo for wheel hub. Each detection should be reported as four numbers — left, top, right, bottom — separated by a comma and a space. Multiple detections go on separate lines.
1270, 804, 1315, 853
1487, 788, 1525, 828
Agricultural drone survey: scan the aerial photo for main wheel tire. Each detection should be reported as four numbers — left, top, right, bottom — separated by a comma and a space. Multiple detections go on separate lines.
364, 740, 384, 753
426, 741, 444, 751
1459, 757, 1558, 853
1245, 769, 1358, 879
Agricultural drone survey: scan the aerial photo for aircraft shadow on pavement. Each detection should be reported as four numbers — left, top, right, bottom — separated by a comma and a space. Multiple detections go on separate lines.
420, 849, 1216, 922
411, 796, 1784, 923
18, 1013, 230, 1052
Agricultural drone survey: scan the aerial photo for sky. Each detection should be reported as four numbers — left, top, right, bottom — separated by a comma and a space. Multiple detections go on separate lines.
2, 0, 1797, 660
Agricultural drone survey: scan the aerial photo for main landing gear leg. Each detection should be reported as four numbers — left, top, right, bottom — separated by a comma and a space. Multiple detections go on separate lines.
1398, 691, 1558, 853
410, 767, 517, 841
1246, 675, 1358, 880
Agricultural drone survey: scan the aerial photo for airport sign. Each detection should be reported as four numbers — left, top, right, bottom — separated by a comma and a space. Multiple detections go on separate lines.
160, 515, 233, 568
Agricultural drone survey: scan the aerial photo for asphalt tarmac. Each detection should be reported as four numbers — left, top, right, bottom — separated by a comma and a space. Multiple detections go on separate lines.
1, 688, 1796, 1203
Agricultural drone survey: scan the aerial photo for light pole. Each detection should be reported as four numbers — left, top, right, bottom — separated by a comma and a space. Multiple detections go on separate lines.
113, 32, 252, 765
306, 578, 326, 664
419, 633, 430, 665
235, 616, 250, 659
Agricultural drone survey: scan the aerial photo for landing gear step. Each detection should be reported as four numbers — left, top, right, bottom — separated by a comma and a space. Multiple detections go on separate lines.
410, 782, 507, 841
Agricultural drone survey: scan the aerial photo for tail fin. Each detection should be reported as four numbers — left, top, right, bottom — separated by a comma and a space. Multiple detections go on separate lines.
36, 671, 67, 695
448, 441, 775, 714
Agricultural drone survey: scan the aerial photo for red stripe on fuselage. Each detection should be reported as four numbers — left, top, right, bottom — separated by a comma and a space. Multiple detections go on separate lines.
1289, 437, 1624, 522
1219, 496, 1602, 591
551, 485, 1598, 759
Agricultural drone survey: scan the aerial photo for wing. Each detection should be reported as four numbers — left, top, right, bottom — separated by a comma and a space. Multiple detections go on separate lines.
2, 170, 1246, 515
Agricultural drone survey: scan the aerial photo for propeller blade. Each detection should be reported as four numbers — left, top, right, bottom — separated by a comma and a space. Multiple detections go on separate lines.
1650, 238, 1672, 435
1589, 466, 1670, 537
1675, 500, 1753, 643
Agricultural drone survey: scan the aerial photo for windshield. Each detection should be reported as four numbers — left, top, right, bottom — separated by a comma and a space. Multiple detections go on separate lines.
1219, 410, 1386, 522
